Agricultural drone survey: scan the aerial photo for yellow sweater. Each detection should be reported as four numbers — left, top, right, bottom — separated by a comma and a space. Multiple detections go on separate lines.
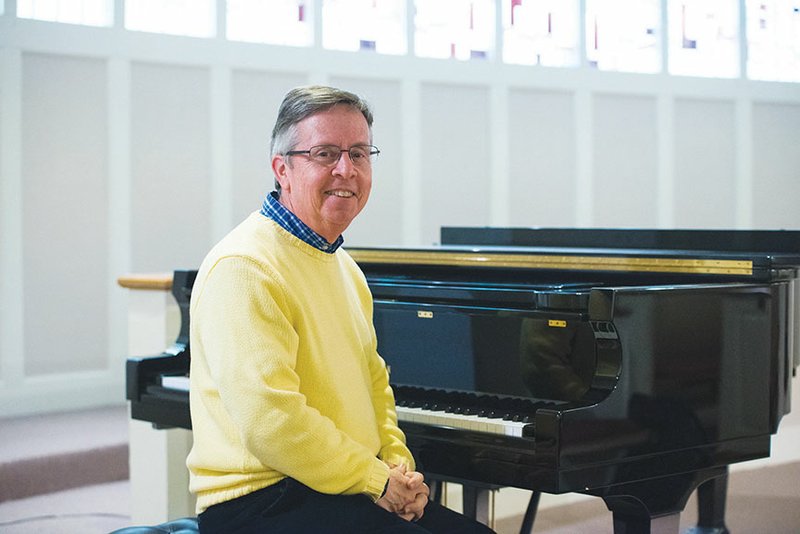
186, 212, 414, 513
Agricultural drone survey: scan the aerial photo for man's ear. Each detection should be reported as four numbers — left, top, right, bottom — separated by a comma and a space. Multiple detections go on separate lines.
272, 154, 290, 193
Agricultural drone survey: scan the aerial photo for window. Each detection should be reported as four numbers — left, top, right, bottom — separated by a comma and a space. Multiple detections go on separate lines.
668, 0, 739, 78
11, 0, 799, 84
125, 0, 215, 38
227, 0, 312, 47
17, 0, 113, 27
415, 0, 495, 60
746, 0, 800, 82
322, 0, 406, 54
502, 0, 580, 67
586, 0, 661, 73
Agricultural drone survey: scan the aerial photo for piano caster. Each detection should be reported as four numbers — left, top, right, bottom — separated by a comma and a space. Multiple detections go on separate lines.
683, 528, 729, 534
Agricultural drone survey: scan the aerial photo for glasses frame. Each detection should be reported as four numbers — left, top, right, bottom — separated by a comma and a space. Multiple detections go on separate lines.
284, 144, 381, 167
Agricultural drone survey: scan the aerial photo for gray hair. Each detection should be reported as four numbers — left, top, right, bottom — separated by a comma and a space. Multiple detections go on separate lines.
271, 85, 374, 193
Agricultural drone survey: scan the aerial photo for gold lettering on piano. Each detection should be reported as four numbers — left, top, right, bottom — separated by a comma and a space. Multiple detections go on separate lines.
548, 319, 567, 328
417, 311, 434, 319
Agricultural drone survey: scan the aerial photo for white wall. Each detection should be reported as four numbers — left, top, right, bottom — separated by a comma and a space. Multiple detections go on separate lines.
1, 11, 800, 417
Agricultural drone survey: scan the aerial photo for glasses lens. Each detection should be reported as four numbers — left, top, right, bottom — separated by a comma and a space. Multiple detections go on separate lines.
348, 146, 371, 164
309, 146, 341, 165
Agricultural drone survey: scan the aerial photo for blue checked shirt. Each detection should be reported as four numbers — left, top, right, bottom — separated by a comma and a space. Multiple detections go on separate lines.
260, 191, 344, 254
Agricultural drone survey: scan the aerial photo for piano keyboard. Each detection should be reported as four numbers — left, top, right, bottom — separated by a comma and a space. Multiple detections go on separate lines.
393, 385, 550, 438
396, 405, 528, 437
158, 375, 535, 437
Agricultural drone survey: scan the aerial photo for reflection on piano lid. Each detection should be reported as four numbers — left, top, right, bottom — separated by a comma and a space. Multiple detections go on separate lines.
125, 227, 800, 534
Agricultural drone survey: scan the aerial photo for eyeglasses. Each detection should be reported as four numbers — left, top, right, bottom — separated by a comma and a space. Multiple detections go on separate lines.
284, 144, 380, 168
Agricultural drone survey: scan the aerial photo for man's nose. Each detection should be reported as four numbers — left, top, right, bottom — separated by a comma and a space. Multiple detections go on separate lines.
332, 151, 357, 175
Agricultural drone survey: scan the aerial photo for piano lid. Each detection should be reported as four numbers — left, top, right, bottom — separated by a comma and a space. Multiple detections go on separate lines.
346, 227, 800, 279
442, 227, 800, 263
440, 227, 800, 254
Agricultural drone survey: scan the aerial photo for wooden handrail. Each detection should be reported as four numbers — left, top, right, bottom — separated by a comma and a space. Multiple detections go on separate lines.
117, 273, 173, 290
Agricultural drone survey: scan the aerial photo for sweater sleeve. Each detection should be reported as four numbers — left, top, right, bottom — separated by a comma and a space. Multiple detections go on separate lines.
356, 275, 416, 471
369, 349, 416, 471
192, 256, 389, 499
370, 326, 415, 470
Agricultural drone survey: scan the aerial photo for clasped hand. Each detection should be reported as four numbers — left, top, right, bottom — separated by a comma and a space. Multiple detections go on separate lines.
376, 464, 430, 522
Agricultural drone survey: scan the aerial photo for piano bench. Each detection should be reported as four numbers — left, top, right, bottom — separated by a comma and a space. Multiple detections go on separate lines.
109, 517, 199, 534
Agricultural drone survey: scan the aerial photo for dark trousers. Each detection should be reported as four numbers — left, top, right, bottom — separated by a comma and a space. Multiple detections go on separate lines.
198, 478, 496, 534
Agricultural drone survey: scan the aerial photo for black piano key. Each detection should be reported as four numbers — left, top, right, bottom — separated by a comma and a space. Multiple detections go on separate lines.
392, 384, 564, 426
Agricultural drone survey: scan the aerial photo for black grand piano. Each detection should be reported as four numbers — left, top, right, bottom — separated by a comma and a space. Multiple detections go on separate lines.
126, 228, 800, 534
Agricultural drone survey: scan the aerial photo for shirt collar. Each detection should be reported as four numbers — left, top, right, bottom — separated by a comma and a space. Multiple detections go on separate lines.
260, 191, 344, 254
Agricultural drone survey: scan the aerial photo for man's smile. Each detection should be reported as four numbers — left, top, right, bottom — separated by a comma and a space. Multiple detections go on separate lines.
326, 189, 356, 198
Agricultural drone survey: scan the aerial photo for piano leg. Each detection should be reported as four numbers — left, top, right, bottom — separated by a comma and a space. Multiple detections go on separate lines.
685, 468, 730, 534
595, 467, 727, 534
518, 491, 541, 534
429, 478, 444, 504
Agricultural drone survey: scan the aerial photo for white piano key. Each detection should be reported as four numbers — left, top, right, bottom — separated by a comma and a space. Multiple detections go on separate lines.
161, 374, 190, 391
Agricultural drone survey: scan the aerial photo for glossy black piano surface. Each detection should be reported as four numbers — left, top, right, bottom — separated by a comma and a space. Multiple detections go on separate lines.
126, 228, 800, 534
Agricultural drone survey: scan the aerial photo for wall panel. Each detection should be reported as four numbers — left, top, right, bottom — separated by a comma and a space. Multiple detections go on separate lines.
592, 94, 659, 227
674, 98, 736, 228
752, 102, 800, 229
22, 53, 109, 375
231, 70, 306, 224
508, 89, 576, 227
420, 83, 491, 246
130, 62, 212, 272
329, 76, 405, 247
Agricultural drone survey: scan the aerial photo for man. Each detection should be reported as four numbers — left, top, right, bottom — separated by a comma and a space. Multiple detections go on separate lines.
187, 86, 494, 533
